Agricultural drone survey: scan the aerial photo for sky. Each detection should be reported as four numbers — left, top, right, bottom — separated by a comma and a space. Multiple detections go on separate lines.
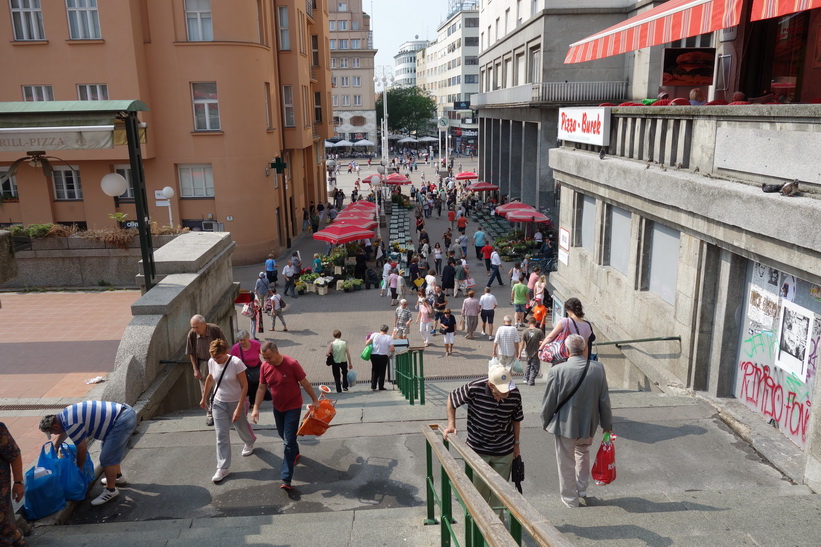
368, 0, 450, 72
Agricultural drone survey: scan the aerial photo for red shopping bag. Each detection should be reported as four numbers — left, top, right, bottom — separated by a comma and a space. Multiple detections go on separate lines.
591, 432, 616, 485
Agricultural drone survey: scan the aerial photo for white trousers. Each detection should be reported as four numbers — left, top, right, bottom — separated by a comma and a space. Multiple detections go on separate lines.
554, 434, 594, 508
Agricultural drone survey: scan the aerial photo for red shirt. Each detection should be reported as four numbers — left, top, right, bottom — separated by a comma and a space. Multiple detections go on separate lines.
448, 210, 456, 222
260, 355, 306, 412
481, 245, 494, 259
457, 217, 468, 228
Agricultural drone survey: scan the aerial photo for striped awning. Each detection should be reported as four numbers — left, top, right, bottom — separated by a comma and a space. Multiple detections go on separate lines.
750, 0, 821, 20
565, 0, 743, 64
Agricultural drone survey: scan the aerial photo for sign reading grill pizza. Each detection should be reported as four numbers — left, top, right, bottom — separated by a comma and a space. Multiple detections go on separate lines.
558, 107, 610, 147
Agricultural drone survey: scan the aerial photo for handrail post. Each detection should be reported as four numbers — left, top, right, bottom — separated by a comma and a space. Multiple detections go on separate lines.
510, 513, 522, 545
464, 461, 475, 546
424, 436, 437, 525
441, 463, 452, 547
418, 349, 426, 405
412, 350, 419, 405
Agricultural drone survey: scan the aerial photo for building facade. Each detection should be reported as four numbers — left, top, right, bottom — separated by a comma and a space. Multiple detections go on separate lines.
0, 0, 333, 265
329, 0, 376, 143
393, 38, 429, 87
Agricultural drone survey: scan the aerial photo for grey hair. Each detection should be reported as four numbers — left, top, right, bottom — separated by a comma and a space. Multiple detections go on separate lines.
191, 314, 206, 324
503, 315, 513, 324
236, 329, 250, 340
565, 334, 586, 356
39, 415, 56, 432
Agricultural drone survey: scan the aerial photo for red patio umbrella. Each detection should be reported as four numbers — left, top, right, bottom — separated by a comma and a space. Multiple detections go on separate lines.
384, 173, 411, 185
497, 203, 538, 218
455, 171, 479, 180
332, 218, 378, 230
335, 212, 375, 221
313, 224, 375, 244
346, 201, 377, 209
506, 210, 550, 223
467, 181, 500, 191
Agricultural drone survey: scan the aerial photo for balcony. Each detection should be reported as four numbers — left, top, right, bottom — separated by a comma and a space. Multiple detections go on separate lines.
310, 65, 318, 82
306, 0, 314, 19
472, 81, 628, 108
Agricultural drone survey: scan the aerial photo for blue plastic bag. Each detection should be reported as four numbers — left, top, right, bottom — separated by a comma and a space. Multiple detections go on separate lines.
347, 369, 357, 387
60, 442, 95, 483
57, 443, 92, 501
23, 443, 66, 520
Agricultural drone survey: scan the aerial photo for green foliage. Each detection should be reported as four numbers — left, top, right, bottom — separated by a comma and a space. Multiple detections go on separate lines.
376, 87, 436, 135
108, 212, 129, 224
19, 223, 56, 238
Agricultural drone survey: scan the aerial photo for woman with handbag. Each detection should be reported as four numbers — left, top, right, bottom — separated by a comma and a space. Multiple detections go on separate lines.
440, 308, 457, 356
538, 298, 593, 364
327, 330, 353, 393
230, 331, 263, 408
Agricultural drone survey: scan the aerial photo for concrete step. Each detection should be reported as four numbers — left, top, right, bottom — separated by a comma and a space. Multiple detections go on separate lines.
29, 506, 438, 546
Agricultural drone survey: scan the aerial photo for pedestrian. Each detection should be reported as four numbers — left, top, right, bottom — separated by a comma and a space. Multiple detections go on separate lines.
460, 290, 481, 339
388, 269, 400, 306
539, 298, 593, 359
457, 214, 468, 234
312, 253, 323, 274
441, 258, 456, 297
268, 288, 288, 332
527, 267, 541, 301
458, 233, 468, 258
492, 315, 521, 369
441, 308, 457, 356
448, 208, 456, 231
433, 243, 444, 275
508, 262, 522, 285
201, 339, 257, 483
187, 315, 227, 426
481, 242, 494, 275
522, 318, 545, 385
479, 287, 498, 340
511, 278, 529, 327
380, 260, 392, 297
473, 226, 486, 259
540, 334, 613, 508
230, 330, 264, 408
444, 365, 522, 516
291, 252, 302, 274
327, 330, 353, 393
424, 268, 437, 297
1, 423, 25, 545
282, 260, 298, 298
247, 295, 264, 339
365, 326, 395, 391
251, 342, 320, 490
393, 299, 413, 340
432, 285, 448, 334
397, 268, 408, 298
534, 273, 548, 304
417, 297, 434, 347
302, 207, 309, 232
486, 247, 504, 287
39, 400, 138, 506
531, 297, 549, 332
265, 254, 278, 285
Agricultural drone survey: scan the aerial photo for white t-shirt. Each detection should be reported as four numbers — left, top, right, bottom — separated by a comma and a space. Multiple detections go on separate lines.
479, 293, 498, 310
208, 356, 247, 403
370, 333, 394, 355
383, 262, 392, 278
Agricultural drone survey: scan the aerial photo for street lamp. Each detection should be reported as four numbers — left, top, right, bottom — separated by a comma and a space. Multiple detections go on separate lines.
373, 66, 394, 169
368, 173, 382, 240
161, 186, 175, 227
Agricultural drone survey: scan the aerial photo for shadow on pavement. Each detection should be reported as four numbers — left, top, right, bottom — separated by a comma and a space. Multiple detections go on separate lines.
612, 418, 708, 444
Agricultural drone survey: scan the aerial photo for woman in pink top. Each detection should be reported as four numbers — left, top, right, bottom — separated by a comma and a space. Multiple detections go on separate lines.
389, 270, 400, 306
230, 331, 262, 407
417, 298, 434, 347
527, 267, 542, 300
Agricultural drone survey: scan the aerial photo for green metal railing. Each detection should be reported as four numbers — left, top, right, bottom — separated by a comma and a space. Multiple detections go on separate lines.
422, 424, 572, 547
395, 347, 426, 405
593, 335, 681, 349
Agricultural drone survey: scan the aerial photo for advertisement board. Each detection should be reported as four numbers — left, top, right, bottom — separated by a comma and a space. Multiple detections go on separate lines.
661, 47, 716, 87
558, 107, 610, 146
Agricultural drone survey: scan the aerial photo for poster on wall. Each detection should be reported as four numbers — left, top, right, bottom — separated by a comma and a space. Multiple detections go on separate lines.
776, 299, 813, 381
747, 287, 780, 328
779, 273, 798, 302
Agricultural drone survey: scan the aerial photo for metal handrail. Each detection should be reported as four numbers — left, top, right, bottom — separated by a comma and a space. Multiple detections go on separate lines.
593, 336, 681, 349
396, 347, 426, 405
423, 424, 572, 546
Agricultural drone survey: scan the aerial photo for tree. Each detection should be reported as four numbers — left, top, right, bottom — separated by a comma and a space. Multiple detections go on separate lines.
376, 87, 436, 136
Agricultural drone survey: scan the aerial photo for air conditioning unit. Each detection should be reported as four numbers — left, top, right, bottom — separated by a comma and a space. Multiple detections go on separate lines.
201, 220, 224, 232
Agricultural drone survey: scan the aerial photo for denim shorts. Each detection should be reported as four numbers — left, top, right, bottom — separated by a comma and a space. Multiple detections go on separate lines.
514, 304, 526, 313
99, 405, 137, 467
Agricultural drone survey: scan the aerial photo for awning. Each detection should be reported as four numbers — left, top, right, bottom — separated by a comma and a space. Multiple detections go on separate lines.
750, 0, 821, 20
565, 0, 743, 64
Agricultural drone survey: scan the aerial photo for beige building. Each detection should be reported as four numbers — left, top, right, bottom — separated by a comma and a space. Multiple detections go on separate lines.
0, 0, 333, 265
329, 0, 376, 143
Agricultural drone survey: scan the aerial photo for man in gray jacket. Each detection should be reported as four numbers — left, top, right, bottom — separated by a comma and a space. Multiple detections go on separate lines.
540, 334, 613, 508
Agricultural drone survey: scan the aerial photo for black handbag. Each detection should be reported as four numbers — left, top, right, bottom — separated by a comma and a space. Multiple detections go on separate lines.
326, 353, 335, 367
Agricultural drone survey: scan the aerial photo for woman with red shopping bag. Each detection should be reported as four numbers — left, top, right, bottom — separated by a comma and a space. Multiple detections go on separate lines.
540, 334, 613, 508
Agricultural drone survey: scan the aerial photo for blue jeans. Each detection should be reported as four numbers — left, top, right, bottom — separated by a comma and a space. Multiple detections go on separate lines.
273, 407, 302, 483
99, 405, 137, 467
487, 265, 503, 287
284, 277, 298, 298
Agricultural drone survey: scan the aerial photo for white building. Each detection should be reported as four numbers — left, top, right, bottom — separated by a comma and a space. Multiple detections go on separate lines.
393, 38, 429, 87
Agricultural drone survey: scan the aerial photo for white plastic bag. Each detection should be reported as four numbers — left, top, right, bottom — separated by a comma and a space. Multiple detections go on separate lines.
488, 357, 501, 370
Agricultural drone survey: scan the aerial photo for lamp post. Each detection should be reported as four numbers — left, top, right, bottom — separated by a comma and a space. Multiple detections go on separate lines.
373, 66, 394, 169
369, 173, 382, 240
161, 186, 175, 227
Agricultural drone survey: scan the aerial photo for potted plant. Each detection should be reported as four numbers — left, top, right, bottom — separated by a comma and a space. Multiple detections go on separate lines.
315, 276, 330, 295
341, 280, 354, 292
301, 272, 319, 293
295, 281, 307, 295
352, 278, 363, 291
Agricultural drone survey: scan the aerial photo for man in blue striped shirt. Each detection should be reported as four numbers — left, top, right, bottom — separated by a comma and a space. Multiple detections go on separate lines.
40, 400, 137, 506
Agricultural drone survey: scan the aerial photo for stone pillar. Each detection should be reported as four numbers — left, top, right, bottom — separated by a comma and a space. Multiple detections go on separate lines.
522, 122, 538, 205
509, 121, 523, 201
500, 120, 511, 196
706, 250, 747, 397
537, 110, 558, 214
491, 119, 501, 190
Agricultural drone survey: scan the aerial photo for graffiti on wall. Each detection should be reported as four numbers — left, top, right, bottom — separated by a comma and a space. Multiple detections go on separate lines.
735, 264, 819, 448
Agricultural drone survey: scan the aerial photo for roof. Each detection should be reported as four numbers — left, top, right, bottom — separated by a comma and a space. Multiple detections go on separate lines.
0, 100, 148, 114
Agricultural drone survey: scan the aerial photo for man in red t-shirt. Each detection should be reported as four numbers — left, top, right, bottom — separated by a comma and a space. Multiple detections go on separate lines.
448, 209, 456, 230
456, 215, 468, 234
481, 244, 494, 275
251, 341, 320, 490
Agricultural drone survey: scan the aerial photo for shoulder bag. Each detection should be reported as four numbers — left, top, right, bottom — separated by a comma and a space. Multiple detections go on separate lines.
538, 319, 579, 363
241, 346, 261, 385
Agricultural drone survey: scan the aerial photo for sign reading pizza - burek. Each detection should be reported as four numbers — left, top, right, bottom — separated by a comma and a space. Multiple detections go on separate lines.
558, 107, 611, 146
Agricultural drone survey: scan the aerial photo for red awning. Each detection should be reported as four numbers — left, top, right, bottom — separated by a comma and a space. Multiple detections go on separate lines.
565, 0, 743, 64
750, 0, 821, 20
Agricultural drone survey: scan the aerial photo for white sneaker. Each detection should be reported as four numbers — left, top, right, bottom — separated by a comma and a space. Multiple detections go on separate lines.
212, 468, 230, 483
101, 474, 127, 486
91, 488, 119, 506
242, 443, 254, 456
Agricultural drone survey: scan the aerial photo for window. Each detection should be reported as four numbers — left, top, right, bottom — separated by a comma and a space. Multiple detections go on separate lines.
579, 194, 596, 252
351, 20, 358, 30
0, 169, 18, 200
645, 222, 680, 304
353, 94, 361, 106
352, 57, 360, 68
311, 34, 320, 65
351, 39, 360, 49
264, 82, 273, 129
528, 46, 540, 83
77, 84, 108, 101
66, 0, 100, 40
10, 0, 45, 40
504, 8, 510, 34
191, 82, 220, 131
341, 95, 350, 106
329, 39, 336, 49
340, 76, 349, 87
481, 32, 484, 49
332, 95, 339, 106
340, 58, 348, 68
352, 76, 361, 87
531, 0, 538, 16
464, 75, 478, 84
314, 91, 322, 122
22, 85, 53, 101
178, 164, 214, 198
605, 206, 631, 275
338, 20, 347, 30
298, 10, 305, 54
339, 39, 348, 49
338, 2, 347, 10
52, 167, 83, 200
185, 0, 212, 41
329, 20, 335, 30
302, 86, 310, 127
465, 56, 479, 65
516, 0, 522, 23
331, 76, 337, 86
495, 18, 499, 40
113, 165, 134, 199
465, 17, 479, 27
282, 85, 295, 126
277, 6, 290, 50
464, 37, 478, 46
332, 115, 341, 125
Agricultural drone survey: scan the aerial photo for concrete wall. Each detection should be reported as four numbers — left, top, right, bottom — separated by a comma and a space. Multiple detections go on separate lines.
1, 234, 177, 289
101, 232, 239, 411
